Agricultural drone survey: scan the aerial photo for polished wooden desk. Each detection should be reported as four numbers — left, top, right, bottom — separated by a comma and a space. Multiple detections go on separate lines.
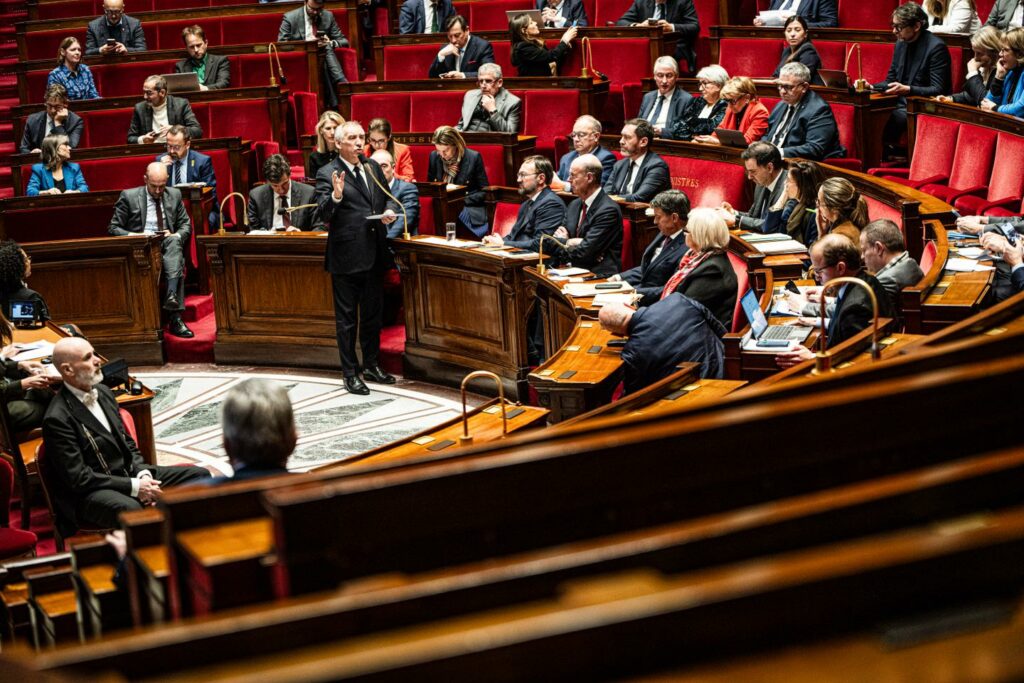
525, 265, 601, 361
392, 236, 541, 400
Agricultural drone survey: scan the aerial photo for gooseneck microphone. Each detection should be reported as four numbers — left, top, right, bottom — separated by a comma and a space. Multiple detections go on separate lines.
357, 153, 411, 240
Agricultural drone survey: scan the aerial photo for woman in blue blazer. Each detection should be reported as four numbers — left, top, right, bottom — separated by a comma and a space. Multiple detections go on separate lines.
26, 134, 89, 196
982, 28, 1024, 118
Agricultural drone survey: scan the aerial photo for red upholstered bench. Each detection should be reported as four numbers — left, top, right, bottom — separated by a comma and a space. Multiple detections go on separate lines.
491, 42, 514, 75
868, 114, 960, 187
918, 123, 998, 205
206, 100, 274, 142
839, 0, 899, 29
383, 44, 440, 80
954, 131, 1024, 214
718, 38, 781, 79
24, 29, 88, 61
35, 0, 100, 20
493, 201, 520, 237
470, 1, 537, 30
406, 144, 432, 180
76, 108, 135, 147
728, 252, 749, 333
417, 195, 436, 235
663, 156, 748, 209
561, 37, 652, 126
408, 91, 465, 132
621, 218, 635, 270
352, 93, 411, 130
856, 42, 896, 84
592, 0, 634, 26
863, 195, 903, 228
520, 89, 580, 158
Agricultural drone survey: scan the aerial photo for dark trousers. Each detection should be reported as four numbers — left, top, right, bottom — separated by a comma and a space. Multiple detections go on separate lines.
160, 232, 186, 312
883, 105, 908, 149
322, 49, 347, 108
331, 270, 383, 377
75, 465, 210, 529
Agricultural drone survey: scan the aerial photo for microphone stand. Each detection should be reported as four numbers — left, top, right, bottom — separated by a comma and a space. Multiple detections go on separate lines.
219, 192, 248, 234
276, 204, 319, 230
536, 233, 566, 275
358, 154, 410, 240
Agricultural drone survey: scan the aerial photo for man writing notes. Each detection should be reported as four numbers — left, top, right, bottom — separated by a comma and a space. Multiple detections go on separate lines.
483, 155, 566, 250
315, 122, 400, 396
248, 154, 319, 232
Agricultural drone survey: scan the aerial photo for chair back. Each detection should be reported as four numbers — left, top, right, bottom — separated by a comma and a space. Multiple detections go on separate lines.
33, 440, 65, 547
728, 251, 750, 334
0, 458, 14, 528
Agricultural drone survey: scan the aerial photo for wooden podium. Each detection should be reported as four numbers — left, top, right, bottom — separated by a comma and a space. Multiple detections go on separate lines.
392, 237, 541, 400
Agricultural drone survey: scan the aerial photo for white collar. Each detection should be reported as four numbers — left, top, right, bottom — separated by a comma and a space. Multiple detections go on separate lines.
66, 382, 99, 405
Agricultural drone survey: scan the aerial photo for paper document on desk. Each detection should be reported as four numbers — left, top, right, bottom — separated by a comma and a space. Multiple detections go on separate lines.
562, 281, 635, 297
592, 292, 640, 307
417, 236, 480, 248
11, 341, 54, 362
945, 257, 995, 272
955, 247, 986, 259
741, 232, 792, 243
742, 337, 797, 353
247, 229, 277, 235
547, 267, 589, 277
752, 239, 807, 254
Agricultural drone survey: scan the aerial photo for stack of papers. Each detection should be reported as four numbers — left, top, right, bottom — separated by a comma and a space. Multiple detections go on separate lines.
592, 292, 640, 307
752, 238, 807, 255
955, 247, 986, 259
562, 281, 635, 297
11, 340, 54, 362
741, 232, 792, 243
945, 257, 995, 272
417, 236, 480, 248
547, 267, 590, 277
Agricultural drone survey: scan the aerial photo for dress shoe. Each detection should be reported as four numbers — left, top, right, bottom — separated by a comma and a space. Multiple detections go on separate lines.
163, 292, 181, 311
167, 314, 194, 339
344, 375, 370, 395
362, 365, 396, 384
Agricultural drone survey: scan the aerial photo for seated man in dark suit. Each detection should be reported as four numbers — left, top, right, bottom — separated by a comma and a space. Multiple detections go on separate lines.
776, 233, 894, 368
127, 75, 203, 145
874, 3, 952, 150
604, 119, 671, 204
483, 155, 566, 250
19, 84, 83, 154
981, 231, 1024, 295
617, 0, 699, 72
717, 141, 787, 232
174, 25, 230, 91
754, 0, 838, 27
157, 125, 218, 229
108, 163, 194, 338
278, 0, 349, 108
216, 378, 296, 482
638, 56, 693, 138
428, 15, 495, 79
247, 154, 319, 232
538, 0, 589, 27
455, 63, 521, 132
85, 0, 147, 56
543, 154, 624, 277
609, 189, 691, 306
763, 62, 844, 160
400, 0, 455, 33
370, 149, 420, 238
42, 337, 210, 536
556, 115, 616, 186
600, 295, 726, 394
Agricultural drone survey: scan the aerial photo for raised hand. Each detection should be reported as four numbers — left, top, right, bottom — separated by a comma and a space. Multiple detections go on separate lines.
331, 169, 347, 199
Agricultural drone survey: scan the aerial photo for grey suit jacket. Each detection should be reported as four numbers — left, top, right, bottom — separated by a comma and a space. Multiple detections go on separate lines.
127, 95, 203, 144
108, 185, 191, 244
174, 53, 231, 90
278, 6, 349, 47
986, 0, 1021, 28
738, 169, 788, 232
247, 181, 319, 231
875, 251, 924, 311
456, 88, 521, 133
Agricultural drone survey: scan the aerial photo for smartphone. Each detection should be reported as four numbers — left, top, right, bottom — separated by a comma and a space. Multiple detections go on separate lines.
594, 283, 623, 290
606, 339, 627, 347
647, 18, 660, 25
785, 280, 801, 295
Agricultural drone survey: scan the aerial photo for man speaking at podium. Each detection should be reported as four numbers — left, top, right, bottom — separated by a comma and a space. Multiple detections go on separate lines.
316, 121, 399, 396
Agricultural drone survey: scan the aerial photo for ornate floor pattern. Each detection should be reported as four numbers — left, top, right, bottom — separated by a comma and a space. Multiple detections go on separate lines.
137, 371, 469, 476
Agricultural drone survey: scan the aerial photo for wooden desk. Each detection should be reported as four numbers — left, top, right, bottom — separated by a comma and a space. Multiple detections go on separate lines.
392, 237, 541, 400
525, 266, 600, 361
920, 270, 993, 333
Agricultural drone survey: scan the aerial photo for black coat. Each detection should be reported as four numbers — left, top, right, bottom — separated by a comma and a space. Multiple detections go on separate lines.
620, 231, 689, 306
617, 0, 699, 68
126, 95, 203, 144
20, 110, 83, 154
876, 30, 952, 101
511, 39, 572, 77
428, 34, 495, 78
174, 53, 231, 90
767, 0, 838, 27
505, 188, 566, 249
545, 189, 623, 277
669, 97, 727, 141
668, 250, 738, 329
427, 148, 489, 227
952, 68, 997, 107
772, 41, 825, 86
827, 271, 894, 347
603, 152, 671, 203
764, 90, 844, 160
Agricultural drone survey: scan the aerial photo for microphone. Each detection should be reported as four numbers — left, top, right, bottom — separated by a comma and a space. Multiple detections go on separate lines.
359, 155, 411, 240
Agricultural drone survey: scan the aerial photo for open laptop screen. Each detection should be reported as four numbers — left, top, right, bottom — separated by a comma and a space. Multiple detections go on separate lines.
740, 289, 768, 339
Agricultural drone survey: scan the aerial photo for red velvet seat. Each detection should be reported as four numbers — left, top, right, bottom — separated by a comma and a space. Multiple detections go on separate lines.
417, 195, 436, 235
828, 102, 863, 170
839, 0, 898, 29
382, 44, 438, 81
471, 1, 536, 30
521, 90, 580, 158
955, 132, 1024, 214
815, 41, 847, 72
408, 91, 464, 133
0, 458, 37, 560
919, 123, 998, 204
25, 29, 88, 61
621, 219, 635, 271
35, 0, 99, 20
474, 144, 512, 185
77, 108, 135, 147
693, 0, 722, 72
352, 93, 411, 131
206, 100, 274, 142
864, 195, 903, 228
493, 201, 520, 237
718, 38, 781, 79
663, 156, 747, 209
561, 37, 652, 125
592, 0, 634, 25
407, 145, 433, 181
868, 114, 960, 188
856, 42, 896, 84
491, 42, 514, 75
728, 253, 750, 334
65, 157, 150, 193
920, 240, 937, 274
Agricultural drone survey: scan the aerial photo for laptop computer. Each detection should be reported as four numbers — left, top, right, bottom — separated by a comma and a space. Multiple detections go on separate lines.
713, 127, 748, 148
740, 289, 813, 348
818, 69, 849, 89
163, 72, 200, 93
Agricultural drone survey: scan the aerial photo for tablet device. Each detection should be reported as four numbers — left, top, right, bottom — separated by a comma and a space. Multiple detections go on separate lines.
163, 72, 200, 93
713, 127, 749, 148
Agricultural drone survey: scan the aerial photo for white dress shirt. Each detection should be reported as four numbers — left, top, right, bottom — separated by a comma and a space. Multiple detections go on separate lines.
65, 383, 150, 496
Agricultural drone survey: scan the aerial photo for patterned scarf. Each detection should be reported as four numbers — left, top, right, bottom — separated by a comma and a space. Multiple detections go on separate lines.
443, 154, 462, 183
660, 248, 716, 300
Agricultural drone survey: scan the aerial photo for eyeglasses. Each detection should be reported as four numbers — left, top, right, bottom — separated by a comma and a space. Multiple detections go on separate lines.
477, 78, 497, 85
777, 82, 804, 92
569, 131, 593, 139
891, 22, 910, 30
143, 89, 161, 96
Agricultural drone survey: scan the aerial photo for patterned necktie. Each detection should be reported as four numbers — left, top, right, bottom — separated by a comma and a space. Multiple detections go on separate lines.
172, 161, 180, 186
281, 194, 291, 228
653, 2, 664, 20
155, 196, 164, 231
81, 389, 98, 407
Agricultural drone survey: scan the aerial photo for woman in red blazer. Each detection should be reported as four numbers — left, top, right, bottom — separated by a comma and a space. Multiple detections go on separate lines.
695, 77, 770, 146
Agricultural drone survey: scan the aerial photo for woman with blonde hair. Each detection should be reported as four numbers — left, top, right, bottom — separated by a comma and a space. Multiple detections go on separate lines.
509, 12, 576, 77
813, 177, 868, 245
695, 77, 769, 145
923, 0, 981, 34
307, 110, 345, 179
27, 134, 88, 196
427, 126, 490, 236
939, 26, 1002, 105
658, 207, 738, 328
47, 37, 99, 100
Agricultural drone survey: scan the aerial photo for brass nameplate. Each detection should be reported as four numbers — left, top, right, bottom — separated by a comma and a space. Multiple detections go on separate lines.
682, 384, 701, 391
580, 322, 594, 328
411, 436, 435, 445
565, 345, 581, 352
558, 370, 577, 379
587, 345, 602, 354
537, 369, 554, 376
879, 337, 898, 346
504, 407, 526, 419
482, 405, 501, 414
985, 327, 1007, 336
427, 439, 456, 452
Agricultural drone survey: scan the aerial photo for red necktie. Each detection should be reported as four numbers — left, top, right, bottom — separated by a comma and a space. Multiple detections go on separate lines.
575, 202, 588, 236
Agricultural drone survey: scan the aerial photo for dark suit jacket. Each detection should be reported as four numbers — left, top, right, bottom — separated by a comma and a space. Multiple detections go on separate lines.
548, 189, 623, 277
158, 149, 217, 208
764, 90, 844, 160
772, 42, 825, 85
427, 148, 489, 226
826, 271, 893, 347
387, 177, 420, 238
739, 169, 788, 232
42, 385, 149, 536
108, 185, 191, 244
638, 88, 693, 135
767, 0, 838, 27
1013, 266, 1024, 294
952, 68, 996, 106
20, 110, 83, 153
247, 180, 318, 231
876, 30, 952, 100
621, 293, 726, 394
669, 97, 728, 140
85, 15, 147, 54
399, 0, 456, 33
604, 152, 671, 203
620, 231, 689, 305
127, 95, 203, 144
174, 53, 231, 90
315, 157, 398, 275
617, 0, 699, 67
558, 146, 617, 184
505, 187, 566, 249
278, 6, 349, 47
428, 34, 495, 78
512, 39, 572, 77
536, 0, 589, 26
668, 250, 738, 328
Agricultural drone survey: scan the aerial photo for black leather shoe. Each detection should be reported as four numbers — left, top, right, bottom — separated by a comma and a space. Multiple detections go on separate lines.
163, 292, 180, 311
362, 365, 396, 384
344, 375, 370, 395
167, 315, 194, 339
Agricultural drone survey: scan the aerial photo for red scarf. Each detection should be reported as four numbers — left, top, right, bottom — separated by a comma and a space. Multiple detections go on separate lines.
660, 249, 715, 300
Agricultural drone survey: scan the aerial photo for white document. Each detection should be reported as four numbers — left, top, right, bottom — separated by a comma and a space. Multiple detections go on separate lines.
11, 341, 54, 362
592, 292, 640, 307
753, 239, 808, 255
562, 281, 636, 297
547, 267, 590, 277
955, 247, 985, 259
741, 337, 797, 353
945, 257, 995, 272
417, 236, 480, 248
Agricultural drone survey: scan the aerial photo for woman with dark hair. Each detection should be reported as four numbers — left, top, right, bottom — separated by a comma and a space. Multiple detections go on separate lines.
763, 160, 826, 243
364, 118, 415, 181
307, 110, 345, 180
26, 134, 88, 196
0, 311, 56, 432
509, 12, 577, 77
427, 126, 490, 237
0, 240, 50, 324
46, 37, 99, 100
771, 16, 824, 85
813, 176, 869, 245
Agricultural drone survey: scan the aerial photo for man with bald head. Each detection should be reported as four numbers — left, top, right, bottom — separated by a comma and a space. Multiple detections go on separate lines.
108, 162, 194, 337
85, 0, 147, 55
42, 338, 209, 537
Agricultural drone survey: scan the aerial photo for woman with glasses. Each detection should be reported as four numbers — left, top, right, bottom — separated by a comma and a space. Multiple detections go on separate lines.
981, 27, 1024, 118
363, 118, 415, 181
812, 177, 868, 246
695, 77, 769, 145
509, 13, 577, 77
938, 26, 1002, 106
771, 16, 824, 85
47, 37, 99, 101
763, 160, 825, 244
26, 134, 88, 197
428, 126, 490, 237
307, 110, 345, 180
669, 64, 729, 141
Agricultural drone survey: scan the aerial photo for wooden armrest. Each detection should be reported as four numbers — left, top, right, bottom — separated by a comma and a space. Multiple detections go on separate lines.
978, 196, 1022, 214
